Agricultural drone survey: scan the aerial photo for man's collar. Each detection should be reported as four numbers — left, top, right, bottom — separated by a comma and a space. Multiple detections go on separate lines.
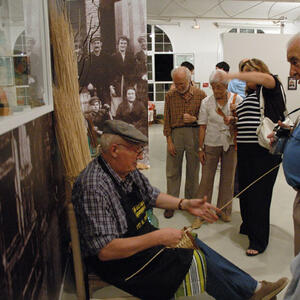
98, 155, 133, 184
179, 84, 193, 100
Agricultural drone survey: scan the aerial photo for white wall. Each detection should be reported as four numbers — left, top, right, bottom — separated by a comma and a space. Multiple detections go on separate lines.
223, 33, 298, 113
153, 18, 300, 114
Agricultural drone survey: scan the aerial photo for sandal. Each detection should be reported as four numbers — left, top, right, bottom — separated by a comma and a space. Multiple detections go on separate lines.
246, 248, 260, 256
164, 209, 174, 219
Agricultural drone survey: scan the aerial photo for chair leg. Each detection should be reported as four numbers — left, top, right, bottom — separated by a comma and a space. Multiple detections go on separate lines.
84, 270, 90, 300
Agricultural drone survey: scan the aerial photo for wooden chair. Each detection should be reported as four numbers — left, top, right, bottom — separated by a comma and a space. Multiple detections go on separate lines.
67, 202, 137, 300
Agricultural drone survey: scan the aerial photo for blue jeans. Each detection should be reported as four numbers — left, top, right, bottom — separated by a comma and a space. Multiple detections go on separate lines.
196, 238, 257, 300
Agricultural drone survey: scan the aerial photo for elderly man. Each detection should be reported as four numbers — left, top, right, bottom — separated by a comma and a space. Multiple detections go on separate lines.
80, 36, 110, 105
285, 33, 300, 257
163, 66, 206, 218
265, 31, 300, 300
72, 119, 288, 300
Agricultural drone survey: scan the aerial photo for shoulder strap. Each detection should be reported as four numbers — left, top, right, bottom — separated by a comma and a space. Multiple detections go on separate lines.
232, 93, 237, 104
258, 86, 265, 120
287, 107, 300, 117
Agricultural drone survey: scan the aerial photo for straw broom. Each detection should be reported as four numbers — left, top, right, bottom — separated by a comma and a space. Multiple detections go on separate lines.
49, 3, 91, 194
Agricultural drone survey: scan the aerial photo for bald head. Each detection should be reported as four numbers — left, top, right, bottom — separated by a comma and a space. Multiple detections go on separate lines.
171, 67, 191, 94
287, 32, 300, 81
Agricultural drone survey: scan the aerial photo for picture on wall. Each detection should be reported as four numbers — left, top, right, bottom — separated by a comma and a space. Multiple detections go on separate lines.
288, 76, 297, 90
67, 0, 149, 166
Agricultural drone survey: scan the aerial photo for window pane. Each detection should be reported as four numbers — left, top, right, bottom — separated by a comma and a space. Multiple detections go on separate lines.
156, 83, 163, 92
154, 26, 163, 33
229, 28, 237, 33
147, 24, 151, 34
163, 34, 170, 43
240, 28, 254, 33
148, 92, 153, 101
155, 44, 163, 52
148, 71, 152, 80
257, 29, 264, 34
155, 34, 163, 43
148, 83, 153, 92
0, 0, 49, 114
164, 44, 173, 52
156, 92, 164, 101
164, 83, 171, 91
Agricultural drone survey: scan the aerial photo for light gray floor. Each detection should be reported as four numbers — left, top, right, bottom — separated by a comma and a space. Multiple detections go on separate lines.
62, 123, 295, 300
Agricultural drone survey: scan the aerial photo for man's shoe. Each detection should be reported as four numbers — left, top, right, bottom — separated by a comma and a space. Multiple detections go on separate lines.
219, 212, 231, 222
249, 277, 288, 300
164, 209, 174, 218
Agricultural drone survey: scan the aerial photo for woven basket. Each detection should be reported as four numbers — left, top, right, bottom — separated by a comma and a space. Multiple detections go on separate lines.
173, 227, 199, 250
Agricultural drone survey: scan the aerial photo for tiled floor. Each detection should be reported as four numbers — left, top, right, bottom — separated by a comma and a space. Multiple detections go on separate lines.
62, 124, 295, 300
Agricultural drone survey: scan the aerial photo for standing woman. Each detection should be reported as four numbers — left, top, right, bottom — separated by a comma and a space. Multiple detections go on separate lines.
193, 69, 242, 229
221, 58, 285, 256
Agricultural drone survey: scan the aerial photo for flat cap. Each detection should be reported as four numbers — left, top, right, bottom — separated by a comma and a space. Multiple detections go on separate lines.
102, 120, 148, 144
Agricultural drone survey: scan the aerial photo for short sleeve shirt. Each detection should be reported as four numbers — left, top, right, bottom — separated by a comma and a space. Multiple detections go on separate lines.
198, 92, 242, 147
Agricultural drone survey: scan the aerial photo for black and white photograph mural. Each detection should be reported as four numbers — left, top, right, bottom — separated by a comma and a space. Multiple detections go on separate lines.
0, 115, 67, 300
68, 0, 149, 165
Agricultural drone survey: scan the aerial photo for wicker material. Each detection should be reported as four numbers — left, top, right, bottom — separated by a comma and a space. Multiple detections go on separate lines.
172, 227, 199, 250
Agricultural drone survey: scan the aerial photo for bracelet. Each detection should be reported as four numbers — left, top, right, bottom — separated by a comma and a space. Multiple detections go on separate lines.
178, 198, 185, 210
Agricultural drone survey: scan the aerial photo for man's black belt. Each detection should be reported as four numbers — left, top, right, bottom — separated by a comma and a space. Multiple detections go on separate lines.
173, 124, 199, 129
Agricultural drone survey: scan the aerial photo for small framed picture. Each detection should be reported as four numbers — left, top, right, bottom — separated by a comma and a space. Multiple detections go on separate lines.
288, 76, 297, 90
194, 82, 200, 88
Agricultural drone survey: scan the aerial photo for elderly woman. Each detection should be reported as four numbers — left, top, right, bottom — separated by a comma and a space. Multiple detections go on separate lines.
115, 87, 147, 136
218, 58, 285, 256
193, 69, 243, 229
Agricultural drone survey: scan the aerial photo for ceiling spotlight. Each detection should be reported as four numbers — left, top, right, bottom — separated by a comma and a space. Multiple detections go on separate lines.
192, 18, 200, 29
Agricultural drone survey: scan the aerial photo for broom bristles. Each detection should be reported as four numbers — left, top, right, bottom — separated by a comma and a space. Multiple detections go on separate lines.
49, 3, 91, 185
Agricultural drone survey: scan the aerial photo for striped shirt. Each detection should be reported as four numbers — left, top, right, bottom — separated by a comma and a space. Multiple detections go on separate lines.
72, 156, 160, 257
236, 91, 261, 143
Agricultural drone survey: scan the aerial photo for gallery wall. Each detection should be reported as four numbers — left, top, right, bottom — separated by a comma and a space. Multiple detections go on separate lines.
223, 33, 298, 113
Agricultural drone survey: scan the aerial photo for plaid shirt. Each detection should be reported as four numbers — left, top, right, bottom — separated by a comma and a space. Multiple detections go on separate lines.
163, 85, 206, 137
72, 157, 160, 257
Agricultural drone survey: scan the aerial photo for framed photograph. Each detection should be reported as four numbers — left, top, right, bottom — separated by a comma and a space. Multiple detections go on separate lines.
194, 82, 200, 88
288, 76, 297, 90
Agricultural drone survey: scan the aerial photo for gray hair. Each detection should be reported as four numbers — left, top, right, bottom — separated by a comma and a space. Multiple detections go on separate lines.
209, 69, 229, 85
287, 32, 300, 48
99, 133, 123, 153
171, 66, 191, 81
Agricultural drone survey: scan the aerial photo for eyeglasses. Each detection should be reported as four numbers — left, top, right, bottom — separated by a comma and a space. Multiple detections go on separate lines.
116, 143, 144, 156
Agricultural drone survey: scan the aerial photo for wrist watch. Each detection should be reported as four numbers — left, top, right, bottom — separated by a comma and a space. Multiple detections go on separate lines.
198, 146, 204, 152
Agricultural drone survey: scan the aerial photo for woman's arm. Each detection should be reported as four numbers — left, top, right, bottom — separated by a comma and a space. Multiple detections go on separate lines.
225, 72, 276, 89
198, 125, 206, 165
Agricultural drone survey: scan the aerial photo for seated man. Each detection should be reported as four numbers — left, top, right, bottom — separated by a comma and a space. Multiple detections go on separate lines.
72, 120, 288, 300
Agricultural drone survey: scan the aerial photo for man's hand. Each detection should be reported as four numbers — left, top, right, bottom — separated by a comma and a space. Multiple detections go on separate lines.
167, 137, 176, 156
157, 228, 184, 248
109, 85, 116, 97
223, 115, 235, 125
183, 113, 196, 123
267, 120, 291, 144
199, 151, 206, 165
184, 196, 220, 223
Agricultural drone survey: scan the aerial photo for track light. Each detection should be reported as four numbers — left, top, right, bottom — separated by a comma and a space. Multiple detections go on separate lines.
192, 18, 200, 29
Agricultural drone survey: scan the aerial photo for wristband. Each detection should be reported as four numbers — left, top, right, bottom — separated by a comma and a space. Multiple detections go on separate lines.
178, 198, 185, 210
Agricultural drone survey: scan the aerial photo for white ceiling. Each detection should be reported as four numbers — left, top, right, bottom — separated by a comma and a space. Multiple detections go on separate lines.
147, 0, 300, 23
